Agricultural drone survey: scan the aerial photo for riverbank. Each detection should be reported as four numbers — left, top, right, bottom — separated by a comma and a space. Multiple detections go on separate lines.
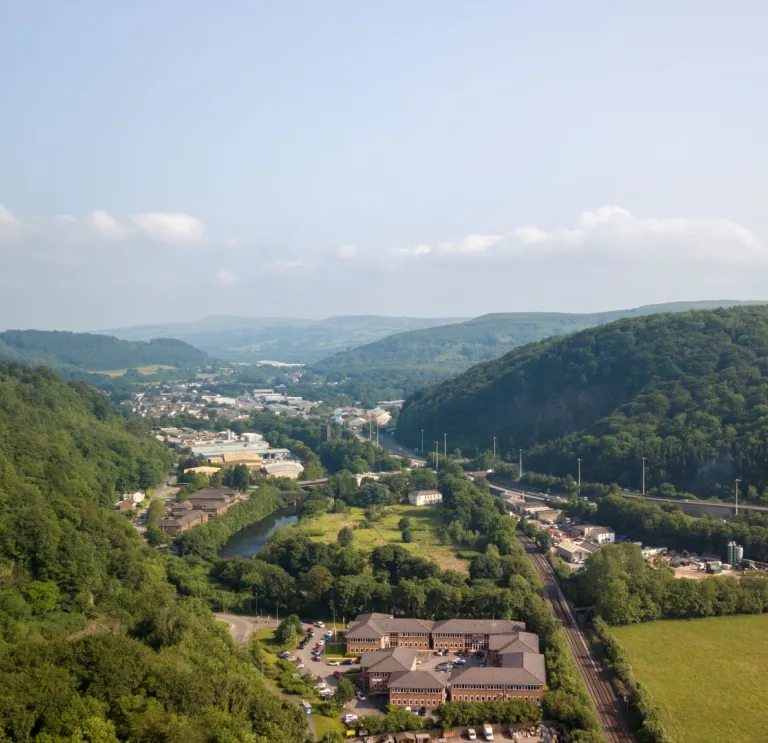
175, 486, 289, 558
219, 506, 298, 558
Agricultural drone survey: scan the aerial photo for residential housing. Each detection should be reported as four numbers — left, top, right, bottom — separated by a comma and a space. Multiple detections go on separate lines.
188, 487, 238, 515
157, 487, 237, 536
407, 489, 443, 507
122, 490, 146, 505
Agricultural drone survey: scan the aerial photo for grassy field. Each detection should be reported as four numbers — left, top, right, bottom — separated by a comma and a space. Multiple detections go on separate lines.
314, 715, 344, 739
296, 504, 467, 572
91, 364, 177, 377
613, 615, 768, 743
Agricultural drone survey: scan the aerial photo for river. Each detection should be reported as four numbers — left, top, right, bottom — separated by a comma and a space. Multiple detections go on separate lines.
219, 506, 298, 558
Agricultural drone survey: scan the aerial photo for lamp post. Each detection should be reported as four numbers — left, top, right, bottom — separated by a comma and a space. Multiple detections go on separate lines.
444, 433, 447, 459
577, 458, 582, 491
493, 437, 497, 459
435, 441, 439, 473
735, 478, 741, 516
421, 429, 424, 453
519, 449, 523, 477
642, 457, 647, 495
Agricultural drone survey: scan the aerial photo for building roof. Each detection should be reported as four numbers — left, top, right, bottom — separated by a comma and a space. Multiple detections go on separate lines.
359, 647, 418, 673
261, 461, 304, 476
558, 538, 600, 555
432, 618, 526, 635
387, 669, 448, 690
116, 500, 134, 511
488, 631, 540, 654
171, 500, 194, 511
347, 614, 435, 640
589, 526, 615, 535
408, 490, 442, 497
188, 487, 236, 502
450, 656, 546, 687
158, 510, 205, 528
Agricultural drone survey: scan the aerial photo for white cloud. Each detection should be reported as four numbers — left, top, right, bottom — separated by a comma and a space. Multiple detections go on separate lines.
215, 269, 236, 286
0, 205, 18, 226
131, 212, 205, 244
438, 234, 504, 255
391, 243, 432, 259
86, 210, 129, 239
265, 259, 306, 273
509, 206, 761, 263
337, 244, 359, 259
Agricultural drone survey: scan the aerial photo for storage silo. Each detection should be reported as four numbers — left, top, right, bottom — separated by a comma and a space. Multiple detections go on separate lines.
734, 544, 744, 564
726, 541, 737, 565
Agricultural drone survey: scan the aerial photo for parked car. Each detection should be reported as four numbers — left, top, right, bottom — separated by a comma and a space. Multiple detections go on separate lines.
328, 661, 341, 666
453, 658, 466, 666
315, 621, 325, 627
277, 651, 291, 659
333, 670, 342, 679
467, 729, 477, 741
356, 693, 367, 701
295, 663, 305, 669
342, 659, 353, 665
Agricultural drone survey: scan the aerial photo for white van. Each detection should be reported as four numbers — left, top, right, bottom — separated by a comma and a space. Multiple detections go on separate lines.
483, 723, 494, 741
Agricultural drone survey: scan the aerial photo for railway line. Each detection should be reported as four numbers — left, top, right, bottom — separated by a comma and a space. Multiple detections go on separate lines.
519, 535, 635, 743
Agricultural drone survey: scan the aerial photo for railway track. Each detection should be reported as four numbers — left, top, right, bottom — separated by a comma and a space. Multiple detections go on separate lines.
519, 535, 635, 743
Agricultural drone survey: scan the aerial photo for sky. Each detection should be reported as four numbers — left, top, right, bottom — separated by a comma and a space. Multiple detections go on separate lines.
2, 0, 768, 330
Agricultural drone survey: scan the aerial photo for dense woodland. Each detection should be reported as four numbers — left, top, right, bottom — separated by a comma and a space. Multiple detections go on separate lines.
399, 306, 768, 499
0, 330, 207, 372
0, 362, 309, 742
311, 302, 755, 400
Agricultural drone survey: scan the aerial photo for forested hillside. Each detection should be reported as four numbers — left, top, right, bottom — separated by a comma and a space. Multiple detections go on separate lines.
311, 300, 764, 399
0, 329, 208, 372
398, 306, 768, 500
0, 362, 308, 742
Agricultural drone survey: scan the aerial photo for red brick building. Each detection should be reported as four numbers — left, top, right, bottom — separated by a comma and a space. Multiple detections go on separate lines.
431, 618, 527, 652
448, 658, 547, 703
487, 631, 540, 667
345, 614, 434, 653
360, 648, 418, 694
387, 670, 448, 711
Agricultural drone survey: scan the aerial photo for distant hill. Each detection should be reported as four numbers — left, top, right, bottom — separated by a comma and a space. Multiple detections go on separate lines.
103, 314, 465, 363
0, 330, 208, 372
397, 305, 768, 499
311, 301, 768, 397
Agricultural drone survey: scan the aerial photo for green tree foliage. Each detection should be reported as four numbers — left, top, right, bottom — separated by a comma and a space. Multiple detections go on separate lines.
274, 614, 303, 645
310, 302, 756, 399
0, 362, 308, 742
334, 677, 355, 705
436, 698, 541, 728
399, 306, 768, 497
337, 526, 355, 548
0, 330, 207, 371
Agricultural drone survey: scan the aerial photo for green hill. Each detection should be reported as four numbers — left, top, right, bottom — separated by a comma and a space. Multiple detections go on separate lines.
104, 314, 464, 363
311, 301, 766, 398
0, 361, 306, 741
397, 305, 768, 500
0, 329, 208, 372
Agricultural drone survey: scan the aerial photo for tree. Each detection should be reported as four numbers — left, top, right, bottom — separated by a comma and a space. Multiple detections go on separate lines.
398, 516, 411, 531
334, 677, 355, 705
337, 526, 355, 547
401, 528, 414, 543
274, 614, 303, 646
320, 733, 344, 743
302, 565, 334, 601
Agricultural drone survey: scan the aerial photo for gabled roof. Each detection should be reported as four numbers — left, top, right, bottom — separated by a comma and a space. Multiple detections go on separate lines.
387, 669, 448, 690
488, 631, 540, 654
432, 618, 526, 635
347, 614, 435, 639
450, 656, 546, 687
359, 647, 418, 673
188, 487, 236, 502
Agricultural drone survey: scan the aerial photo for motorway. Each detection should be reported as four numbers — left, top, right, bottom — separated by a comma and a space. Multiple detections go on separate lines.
518, 535, 634, 743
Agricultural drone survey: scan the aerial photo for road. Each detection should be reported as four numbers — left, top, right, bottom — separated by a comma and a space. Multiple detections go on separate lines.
518, 534, 634, 743
214, 612, 277, 645
376, 430, 427, 466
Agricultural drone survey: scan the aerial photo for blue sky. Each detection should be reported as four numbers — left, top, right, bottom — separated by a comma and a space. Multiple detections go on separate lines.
2, 1, 768, 329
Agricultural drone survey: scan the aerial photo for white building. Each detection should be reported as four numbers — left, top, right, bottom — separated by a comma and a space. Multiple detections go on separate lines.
261, 461, 305, 479
571, 524, 616, 544
407, 489, 443, 506
123, 490, 145, 505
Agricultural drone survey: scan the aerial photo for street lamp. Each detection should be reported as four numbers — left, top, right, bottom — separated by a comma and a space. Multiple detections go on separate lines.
577, 458, 582, 490
444, 433, 447, 459
435, 441, 439, 473
519, 449, 523, 477
735, 478, 741, 516
493, 437, 497, 459
421, 429, 424, 453
642, 457, 647, 495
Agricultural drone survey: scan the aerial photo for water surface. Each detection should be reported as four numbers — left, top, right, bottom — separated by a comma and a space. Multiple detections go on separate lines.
219, 507, 298, 558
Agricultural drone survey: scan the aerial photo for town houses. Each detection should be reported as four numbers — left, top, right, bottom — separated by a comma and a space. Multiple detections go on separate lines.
350, 614, 547, 710
157, 487, 239, 537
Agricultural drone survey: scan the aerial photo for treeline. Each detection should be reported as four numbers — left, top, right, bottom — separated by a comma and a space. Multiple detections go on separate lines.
0, 362, 309, 742
570, 542, 768, 625
592, 618, 671, 743
0, 329, 207, 370
174, 486, 284, 559
595, 495, 768, 562
399, 306, 768, 499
